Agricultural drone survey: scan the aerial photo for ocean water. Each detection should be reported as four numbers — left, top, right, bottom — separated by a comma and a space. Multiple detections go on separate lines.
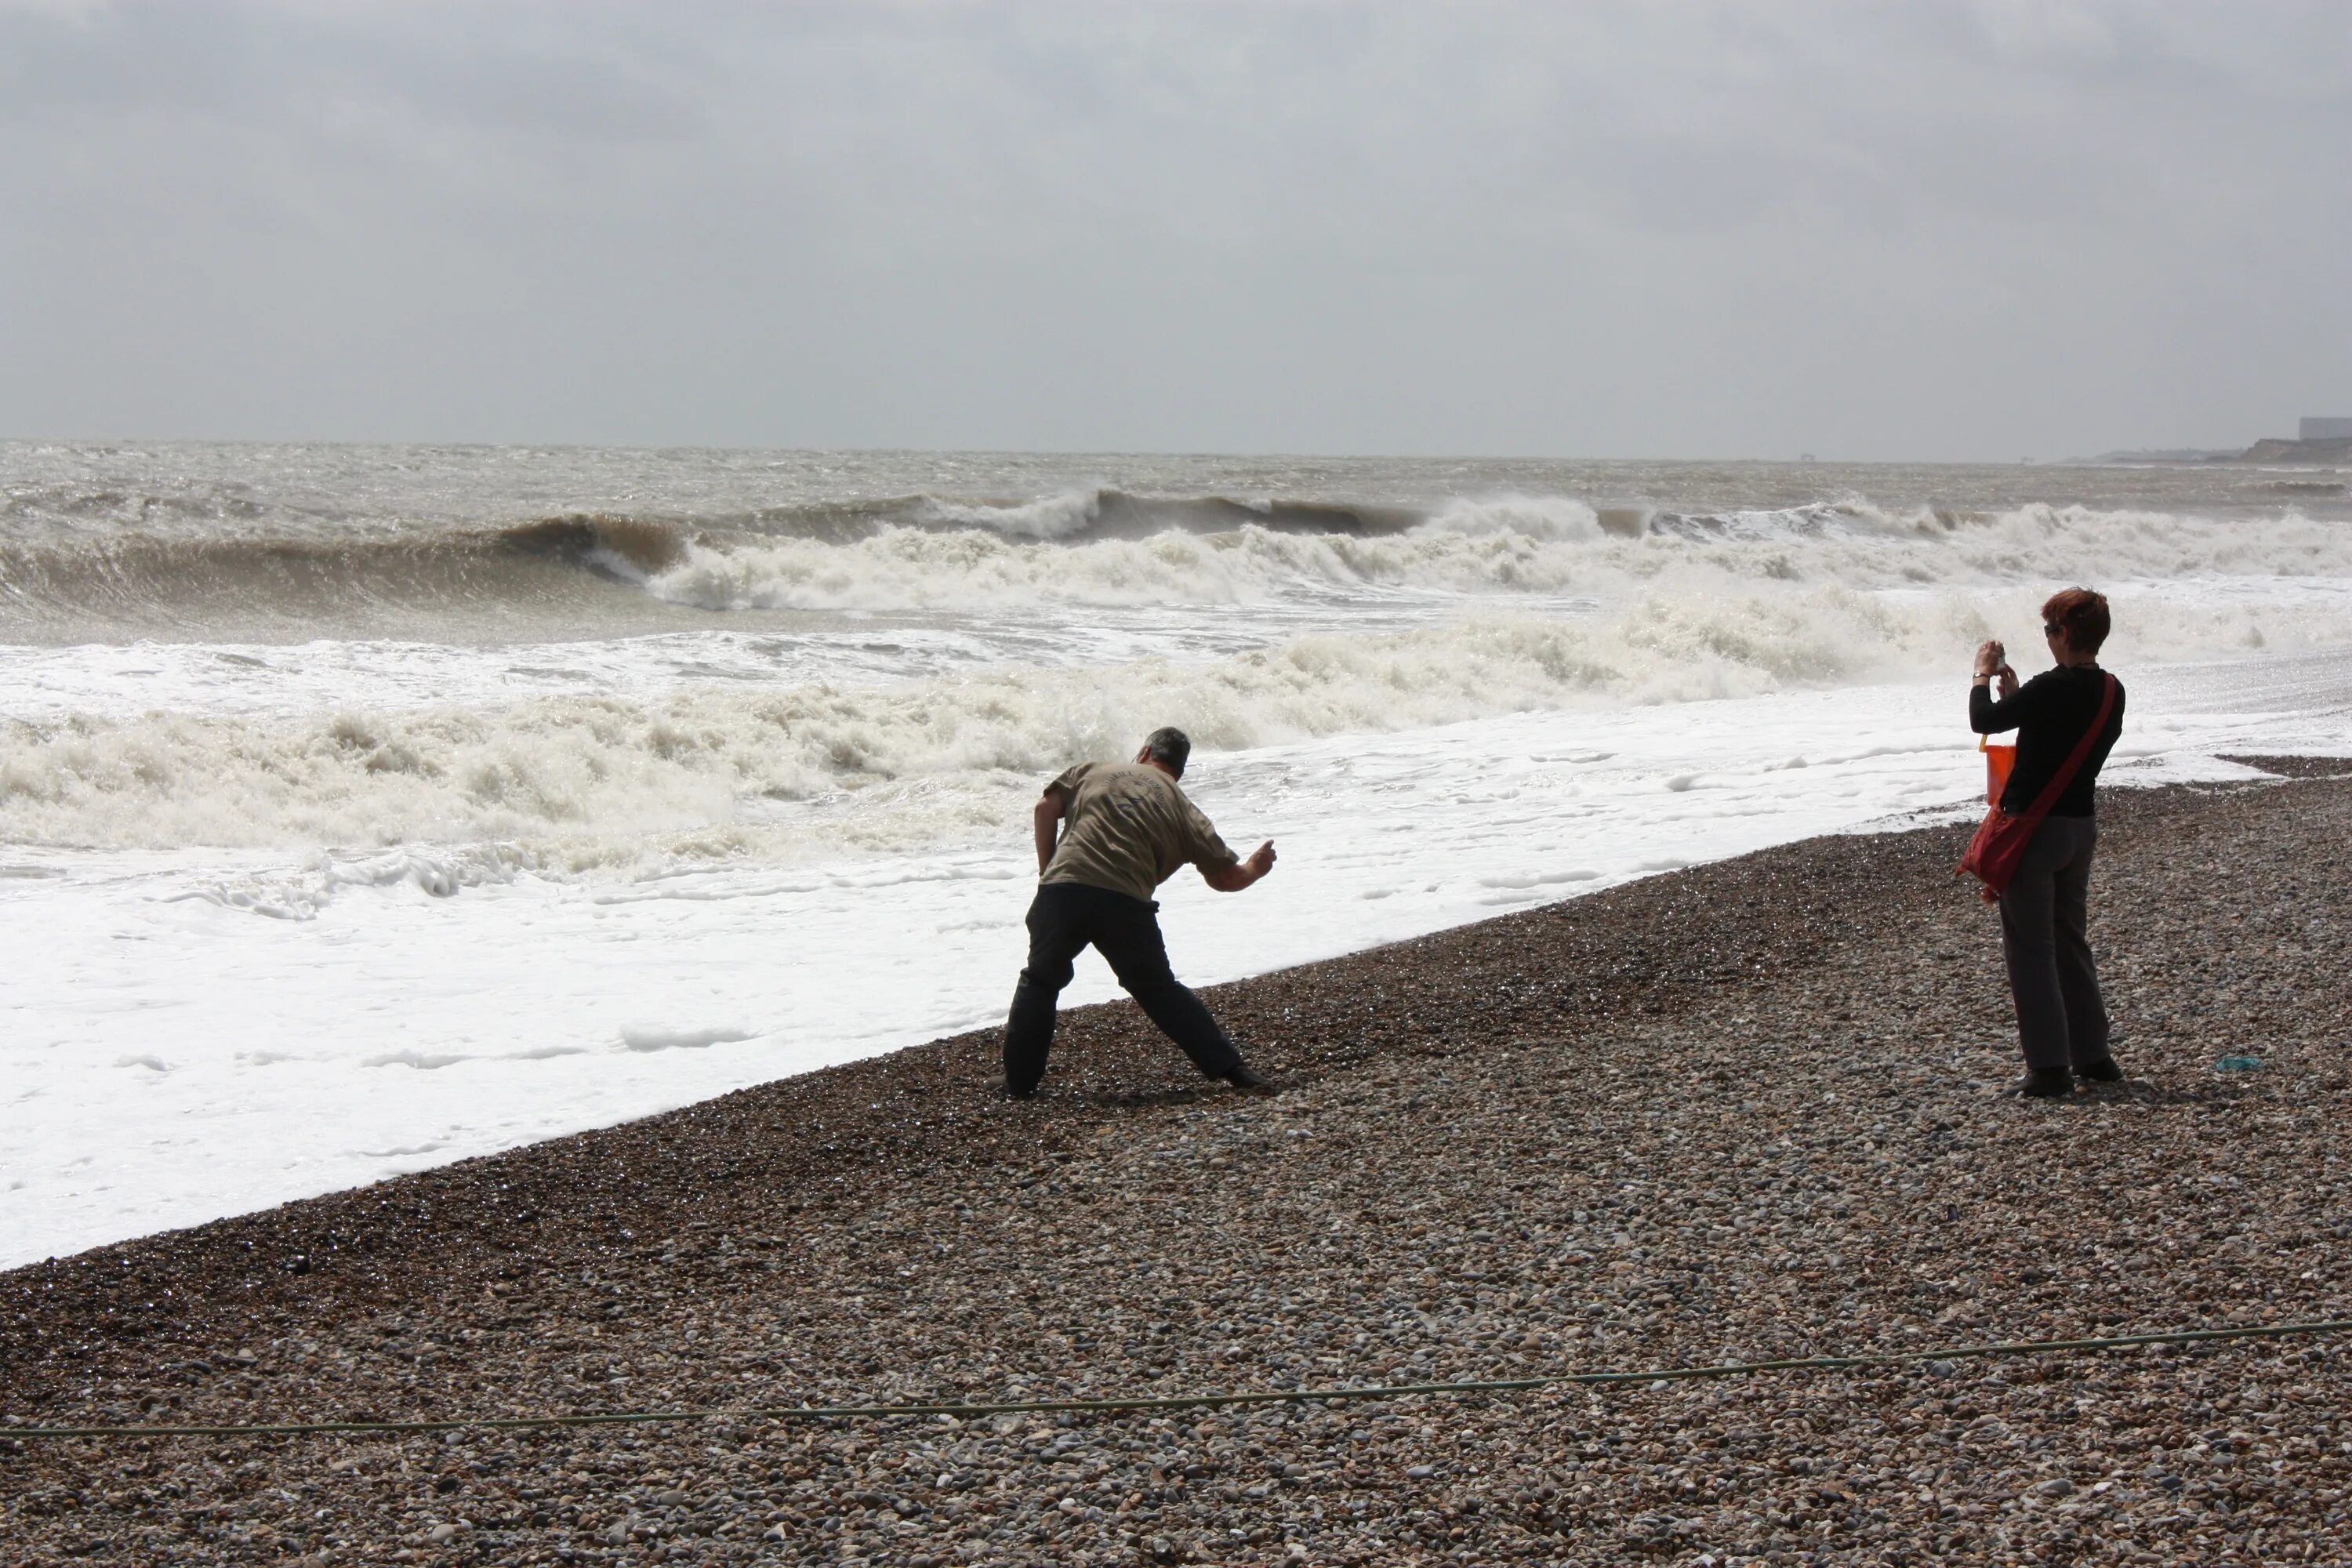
5, 442, 2350, 1267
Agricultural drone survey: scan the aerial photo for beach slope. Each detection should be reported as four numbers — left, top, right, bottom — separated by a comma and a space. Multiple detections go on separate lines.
5, 770, 2350, 1564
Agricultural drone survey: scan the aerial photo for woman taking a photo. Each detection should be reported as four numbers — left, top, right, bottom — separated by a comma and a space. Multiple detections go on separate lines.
1969, 588, 2128, 1098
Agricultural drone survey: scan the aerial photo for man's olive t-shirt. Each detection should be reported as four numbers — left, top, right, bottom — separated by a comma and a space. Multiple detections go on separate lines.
1039, 762, 1239, 904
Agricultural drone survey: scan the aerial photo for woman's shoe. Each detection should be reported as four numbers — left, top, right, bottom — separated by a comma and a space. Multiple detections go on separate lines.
2074, 1057, 2125, 1083
2013, 1069, 2074, 1099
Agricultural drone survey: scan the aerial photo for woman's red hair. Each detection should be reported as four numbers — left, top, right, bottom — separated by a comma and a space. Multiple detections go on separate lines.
2042, 587, 2111, 655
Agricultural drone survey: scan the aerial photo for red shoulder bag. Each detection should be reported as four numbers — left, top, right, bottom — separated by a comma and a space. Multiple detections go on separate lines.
1956, 672, 2117, 902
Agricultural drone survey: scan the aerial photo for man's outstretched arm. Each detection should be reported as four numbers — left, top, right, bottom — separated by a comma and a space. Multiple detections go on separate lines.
1033, 792, 1067, 874
1201, 840, 1277, 892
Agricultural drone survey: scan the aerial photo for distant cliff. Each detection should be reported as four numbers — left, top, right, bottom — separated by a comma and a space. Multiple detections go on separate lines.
2232, 435, 2352, 464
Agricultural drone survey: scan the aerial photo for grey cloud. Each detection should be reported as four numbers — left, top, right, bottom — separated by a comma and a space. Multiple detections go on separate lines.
2, 0, 2347, 459
0, 2, 708, 140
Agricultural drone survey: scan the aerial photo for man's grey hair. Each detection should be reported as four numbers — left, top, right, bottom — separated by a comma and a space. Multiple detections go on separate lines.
1142, 726, 1192, 778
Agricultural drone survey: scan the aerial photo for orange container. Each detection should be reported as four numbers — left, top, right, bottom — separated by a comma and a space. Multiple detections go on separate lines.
1980, 735, 2016, 807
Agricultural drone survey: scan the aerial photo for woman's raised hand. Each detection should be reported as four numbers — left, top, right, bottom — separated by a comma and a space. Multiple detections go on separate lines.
1973, 640, 2006, 677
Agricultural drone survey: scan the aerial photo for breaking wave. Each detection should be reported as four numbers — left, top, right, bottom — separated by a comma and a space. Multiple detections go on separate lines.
5, 494, 2346, 632
907, 488, 1417, 539
0, 514, 691, 635
3, 575, 2338, 859
641, 501, 2352, 612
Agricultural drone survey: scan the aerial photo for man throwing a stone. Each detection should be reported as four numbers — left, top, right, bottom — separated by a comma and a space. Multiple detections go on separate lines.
1004, 726, 1278, 1098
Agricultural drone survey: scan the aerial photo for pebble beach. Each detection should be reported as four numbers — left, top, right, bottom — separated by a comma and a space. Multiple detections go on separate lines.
5, 765, 2350, 1566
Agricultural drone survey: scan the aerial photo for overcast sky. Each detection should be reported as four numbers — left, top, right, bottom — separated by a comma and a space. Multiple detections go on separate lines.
2, 1, 2347, 460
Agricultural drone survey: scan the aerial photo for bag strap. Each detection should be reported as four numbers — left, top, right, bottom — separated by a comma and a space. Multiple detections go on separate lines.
2020, 672, 2117, 822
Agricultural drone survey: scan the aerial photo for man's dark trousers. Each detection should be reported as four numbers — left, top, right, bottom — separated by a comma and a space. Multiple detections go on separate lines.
1004, 881, 1242, 1095
1997, 815, 2111, 1075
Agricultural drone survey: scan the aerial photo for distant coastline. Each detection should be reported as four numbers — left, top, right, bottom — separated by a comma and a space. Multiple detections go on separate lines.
2096, 435, 2352, 467
2233, 434, 2352, 466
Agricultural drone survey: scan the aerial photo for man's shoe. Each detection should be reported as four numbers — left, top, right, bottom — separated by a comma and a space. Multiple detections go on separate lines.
1223, 1062, 1276, 1094
2074, 1057, 2124, 1083
2013, 1069, 2074, 1099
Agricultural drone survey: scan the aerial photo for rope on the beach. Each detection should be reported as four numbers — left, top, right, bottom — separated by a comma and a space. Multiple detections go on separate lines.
6, 1317, 2346, 1443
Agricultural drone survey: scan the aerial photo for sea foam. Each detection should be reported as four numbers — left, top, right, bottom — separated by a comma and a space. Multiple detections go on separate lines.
3, 577, 2341, 861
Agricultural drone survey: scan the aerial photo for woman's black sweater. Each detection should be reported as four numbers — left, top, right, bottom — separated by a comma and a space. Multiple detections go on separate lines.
1969, 664, 2126, 818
